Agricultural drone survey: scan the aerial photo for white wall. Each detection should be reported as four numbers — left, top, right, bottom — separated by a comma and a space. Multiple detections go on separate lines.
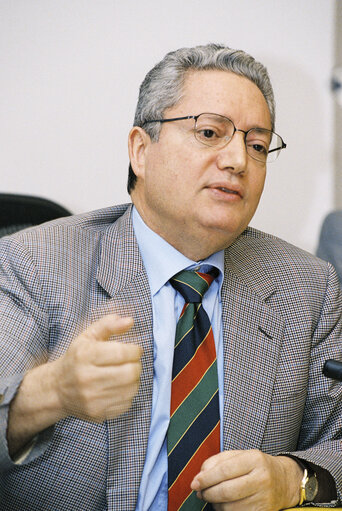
0, 0, 335, 253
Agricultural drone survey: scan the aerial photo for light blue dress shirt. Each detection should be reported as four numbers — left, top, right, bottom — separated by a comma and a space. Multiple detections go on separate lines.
132, 207, 224, 511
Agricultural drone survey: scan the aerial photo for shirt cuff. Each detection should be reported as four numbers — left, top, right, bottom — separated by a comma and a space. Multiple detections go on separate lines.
281, 454, 337, 505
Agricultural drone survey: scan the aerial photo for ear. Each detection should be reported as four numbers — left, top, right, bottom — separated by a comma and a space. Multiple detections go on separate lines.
128, 127, 151, 179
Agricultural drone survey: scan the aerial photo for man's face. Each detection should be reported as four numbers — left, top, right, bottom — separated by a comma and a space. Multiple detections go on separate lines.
131, 70, 272, 259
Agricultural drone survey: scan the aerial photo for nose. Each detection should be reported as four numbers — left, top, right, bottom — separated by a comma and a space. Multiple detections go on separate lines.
216, 130, 247, 174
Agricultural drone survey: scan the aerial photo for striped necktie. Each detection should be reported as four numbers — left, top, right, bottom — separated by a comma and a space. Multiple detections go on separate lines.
167, 268, 220, 510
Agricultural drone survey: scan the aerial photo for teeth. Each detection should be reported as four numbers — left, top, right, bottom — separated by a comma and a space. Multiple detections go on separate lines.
219, 187, 237, 194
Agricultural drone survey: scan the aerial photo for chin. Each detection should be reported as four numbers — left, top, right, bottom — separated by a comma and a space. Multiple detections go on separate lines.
199, 223, 241, 242
200, 214, 242, 232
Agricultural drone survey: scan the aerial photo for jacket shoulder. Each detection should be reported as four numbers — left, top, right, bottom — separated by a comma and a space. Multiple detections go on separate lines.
1, 203, 132, 243
237, 226, 327, 266
227, 226, 336, 292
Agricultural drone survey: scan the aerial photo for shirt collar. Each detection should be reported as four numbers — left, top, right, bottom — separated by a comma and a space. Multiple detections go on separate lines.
132, 206, 224, 296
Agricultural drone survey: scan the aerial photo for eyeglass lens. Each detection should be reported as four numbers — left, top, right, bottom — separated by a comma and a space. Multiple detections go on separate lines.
194, 113, 282, 163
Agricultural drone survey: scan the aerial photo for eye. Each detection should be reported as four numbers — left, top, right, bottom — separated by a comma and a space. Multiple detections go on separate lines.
194, 114, 231, 146
195, 127, 222, 145
246, 129, 271, 157
201, 129, 216, 139
250, 143, 267, 155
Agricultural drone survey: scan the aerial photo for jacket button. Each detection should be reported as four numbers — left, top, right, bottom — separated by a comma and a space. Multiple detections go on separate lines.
0, 394, 4, 405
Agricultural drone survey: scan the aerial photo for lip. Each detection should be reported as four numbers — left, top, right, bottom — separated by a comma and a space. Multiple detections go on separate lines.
206, 182, 244, 199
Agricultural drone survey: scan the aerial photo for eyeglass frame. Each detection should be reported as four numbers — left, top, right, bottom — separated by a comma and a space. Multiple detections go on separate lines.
143, 112, 287, 163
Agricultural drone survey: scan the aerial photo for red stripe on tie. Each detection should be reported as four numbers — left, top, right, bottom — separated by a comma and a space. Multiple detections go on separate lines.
170, 328, 216, 416
196, 271, 213, 286
168, 422, 220, 510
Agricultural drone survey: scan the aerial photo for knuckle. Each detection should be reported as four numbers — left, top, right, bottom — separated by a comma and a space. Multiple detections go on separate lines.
221, 462, 231, 479
131, 381, 140, 396
200, 459, 210, 471
123, 382, 139, 401
132, 361, 142, 379
82, 398, 105, 421
124, 362, 141, 383
71, 340, 91, 364
82, 323, 98, 340
251, 448, 262, 459
251, 449, 267, 466
258, 465, 272, 489
113, 342, 130, 362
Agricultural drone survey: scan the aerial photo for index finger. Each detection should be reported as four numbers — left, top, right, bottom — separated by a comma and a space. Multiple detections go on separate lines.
191, 450, 252, 491
83, 314, 134, 342
91, 340, 143, 366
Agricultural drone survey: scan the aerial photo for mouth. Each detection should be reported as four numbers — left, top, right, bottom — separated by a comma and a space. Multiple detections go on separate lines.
217, 187, 240, 195
207, 184, 243, 199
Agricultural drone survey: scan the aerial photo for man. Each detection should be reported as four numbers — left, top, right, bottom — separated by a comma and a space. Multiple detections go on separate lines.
0, 44, 341, 510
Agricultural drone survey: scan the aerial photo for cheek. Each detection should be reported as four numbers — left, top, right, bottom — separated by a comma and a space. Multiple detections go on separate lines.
145, 140, 213, 199
243, 173, 266, 218
143, 159, 183, 209
250, 172, 266, 202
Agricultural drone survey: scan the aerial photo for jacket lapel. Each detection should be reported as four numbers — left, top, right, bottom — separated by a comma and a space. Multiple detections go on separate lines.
94, 205, 154, 508
221, 236, 285, 451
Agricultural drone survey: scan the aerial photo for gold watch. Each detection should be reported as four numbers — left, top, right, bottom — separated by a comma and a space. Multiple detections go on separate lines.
299, 468, 319, 505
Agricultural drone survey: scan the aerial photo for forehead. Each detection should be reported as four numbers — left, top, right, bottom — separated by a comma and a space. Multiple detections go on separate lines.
169, 69, 271, 130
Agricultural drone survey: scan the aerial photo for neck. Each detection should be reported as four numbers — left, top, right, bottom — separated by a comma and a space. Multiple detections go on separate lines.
131, 198, 237, 261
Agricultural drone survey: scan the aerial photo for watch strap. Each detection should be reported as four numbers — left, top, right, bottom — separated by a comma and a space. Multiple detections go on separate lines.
279, 454, 337, 504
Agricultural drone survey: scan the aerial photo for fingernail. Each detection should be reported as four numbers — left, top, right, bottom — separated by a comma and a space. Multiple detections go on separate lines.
191, 479, 199, 490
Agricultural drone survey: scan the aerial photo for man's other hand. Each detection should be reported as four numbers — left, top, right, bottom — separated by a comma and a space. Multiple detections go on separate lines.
191, 449, 303, 510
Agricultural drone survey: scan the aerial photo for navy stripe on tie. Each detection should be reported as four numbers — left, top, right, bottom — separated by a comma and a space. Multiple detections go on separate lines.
172, 304, 211, 378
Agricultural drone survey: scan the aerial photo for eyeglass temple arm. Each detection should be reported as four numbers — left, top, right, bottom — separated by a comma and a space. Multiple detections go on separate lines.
144, 115, 196, 124
268, 142, 287, 154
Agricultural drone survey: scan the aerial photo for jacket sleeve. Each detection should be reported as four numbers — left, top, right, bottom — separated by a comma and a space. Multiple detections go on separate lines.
283, 262, 342, 506
0, 235, 54, 472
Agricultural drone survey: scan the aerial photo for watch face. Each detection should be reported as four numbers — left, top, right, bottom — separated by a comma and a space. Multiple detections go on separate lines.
306, 474, 319, 501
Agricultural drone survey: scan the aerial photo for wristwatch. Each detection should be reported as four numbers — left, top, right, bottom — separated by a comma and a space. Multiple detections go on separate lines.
299, 468, 319, 505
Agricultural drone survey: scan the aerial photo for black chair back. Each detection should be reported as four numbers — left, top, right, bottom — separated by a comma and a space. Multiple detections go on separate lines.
0, 193, 71, 237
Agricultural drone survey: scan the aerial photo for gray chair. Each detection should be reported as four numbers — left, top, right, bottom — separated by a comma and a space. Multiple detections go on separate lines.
317, 210, 342, 284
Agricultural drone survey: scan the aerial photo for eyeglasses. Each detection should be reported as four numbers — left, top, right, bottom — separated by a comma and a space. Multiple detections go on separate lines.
144, 112, 286, 163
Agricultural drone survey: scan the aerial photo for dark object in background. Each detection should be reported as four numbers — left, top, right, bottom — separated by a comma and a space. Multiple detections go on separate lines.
316, 210, 342, 285
323, 359, 342, 381
0, 193, 71, 237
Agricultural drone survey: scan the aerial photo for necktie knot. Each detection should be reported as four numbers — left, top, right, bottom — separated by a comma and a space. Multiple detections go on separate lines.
170, 268, 218, 304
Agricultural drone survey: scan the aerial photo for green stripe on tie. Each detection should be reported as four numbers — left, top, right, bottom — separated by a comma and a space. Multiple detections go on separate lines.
168, 361, 219, 453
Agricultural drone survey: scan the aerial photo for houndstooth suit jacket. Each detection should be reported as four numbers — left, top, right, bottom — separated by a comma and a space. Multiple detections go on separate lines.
0, 203, 341, 510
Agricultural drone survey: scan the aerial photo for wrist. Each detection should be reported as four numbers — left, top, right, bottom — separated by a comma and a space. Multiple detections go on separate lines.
48, 357, 68, 417
7, 361, 66, 456
276, 455, 304, 508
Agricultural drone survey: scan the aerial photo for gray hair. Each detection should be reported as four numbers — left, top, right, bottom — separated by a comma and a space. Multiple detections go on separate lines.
128, 43, 275, 192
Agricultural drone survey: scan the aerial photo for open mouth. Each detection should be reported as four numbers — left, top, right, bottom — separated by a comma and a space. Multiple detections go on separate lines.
218, 187, 239, 194
210, 185, 243, 198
